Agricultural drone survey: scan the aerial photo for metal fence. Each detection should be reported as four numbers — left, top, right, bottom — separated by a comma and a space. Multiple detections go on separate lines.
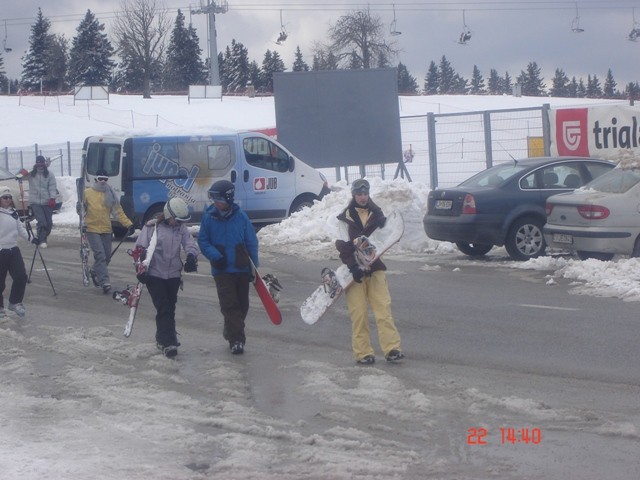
1, 104, 550, 189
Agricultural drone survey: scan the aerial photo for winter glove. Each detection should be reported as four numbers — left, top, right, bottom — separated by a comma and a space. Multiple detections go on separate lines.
126, 225, 136, 237
377, 216, 387, 229
184, 254, 198, 273
349, 264, 364, 283
136, 270, 148, 284
47, 198, 56, 209
212, 256, 227, 271
31, 237, 40, 245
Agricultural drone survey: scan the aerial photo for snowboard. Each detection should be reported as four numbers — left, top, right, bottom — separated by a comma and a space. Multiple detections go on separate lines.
75, 177, 91, 287
115, 224, 157, 337
300, 210, 404, 325
250, 258, 283, 325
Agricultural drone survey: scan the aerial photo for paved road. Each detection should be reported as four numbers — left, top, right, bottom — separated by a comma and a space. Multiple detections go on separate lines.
4, 232, 639, 479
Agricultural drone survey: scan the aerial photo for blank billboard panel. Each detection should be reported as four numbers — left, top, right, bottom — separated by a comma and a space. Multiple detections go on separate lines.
273, 68, 402, 169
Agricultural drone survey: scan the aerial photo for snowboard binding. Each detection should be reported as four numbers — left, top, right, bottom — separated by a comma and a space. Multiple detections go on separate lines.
113, 286, 135, 307
321, 267, 342, 298
262, 273, 283, 303
354, 235, 377, 268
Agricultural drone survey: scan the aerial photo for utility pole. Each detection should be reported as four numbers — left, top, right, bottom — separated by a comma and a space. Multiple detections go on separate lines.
191, 0, 228, 86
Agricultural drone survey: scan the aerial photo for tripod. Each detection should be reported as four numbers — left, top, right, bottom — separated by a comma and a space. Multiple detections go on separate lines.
24, 217, 57, 296
15, 176, 56, 296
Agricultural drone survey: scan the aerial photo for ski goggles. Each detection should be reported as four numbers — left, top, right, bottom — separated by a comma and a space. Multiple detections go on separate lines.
96, 176, 109, 182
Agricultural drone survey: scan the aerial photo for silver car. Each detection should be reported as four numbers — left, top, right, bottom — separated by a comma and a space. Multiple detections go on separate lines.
543, 167, 640, 261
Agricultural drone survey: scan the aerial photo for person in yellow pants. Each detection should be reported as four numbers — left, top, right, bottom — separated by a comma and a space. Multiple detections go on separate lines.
335, 179, 404, 365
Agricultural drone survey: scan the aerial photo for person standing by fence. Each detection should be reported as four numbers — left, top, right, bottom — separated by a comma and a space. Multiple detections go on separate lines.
20, 155, 57, 248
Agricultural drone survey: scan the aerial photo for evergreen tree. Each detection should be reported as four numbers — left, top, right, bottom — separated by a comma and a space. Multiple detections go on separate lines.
348, 50, 363, 69
424, 60, 438, 95
502, 71, 512, 94
626, 82, 640, 101
487, 69, 501, 95
438, 55, 455, 94
261, 49, 285, 92
164, 9, 206, 90
550, 68, 570, 97
469, 65, 485, 94
603, 69, 617, 98
586, 74, 602, 98
224, 39, 251, 93
67, 10, 115, 87
376, 50, 390, 68
248, 60, 262, 91
218, 51, 228, 91
0, 52, 7, 93
47, 34, 69, 91
576, 78, 587, 98
292, 46, 309, 72
21, 8, 55, 91
568, 76, 578, 97
451, 74, 468, 94
397, 62, 418, 94
517, 61, 545, 96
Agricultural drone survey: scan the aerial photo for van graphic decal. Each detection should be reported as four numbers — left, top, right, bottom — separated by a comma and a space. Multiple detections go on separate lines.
142, 143, 200, 193
254, 177, 278, 191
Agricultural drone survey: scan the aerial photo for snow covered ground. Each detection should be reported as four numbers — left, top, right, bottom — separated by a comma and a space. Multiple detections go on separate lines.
1, 93, 639, 479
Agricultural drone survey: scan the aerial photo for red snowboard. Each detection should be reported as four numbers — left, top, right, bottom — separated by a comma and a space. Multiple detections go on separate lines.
250, 259, 282, 325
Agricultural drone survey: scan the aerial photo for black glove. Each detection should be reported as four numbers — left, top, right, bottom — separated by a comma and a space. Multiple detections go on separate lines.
126, 225, 136, 237
212, 256, 227, 270
136, 270, 148, 284
377, 216, 387, 229
184, 254, 197, 272
31, 237, 40, 245
349, 264, 364, 283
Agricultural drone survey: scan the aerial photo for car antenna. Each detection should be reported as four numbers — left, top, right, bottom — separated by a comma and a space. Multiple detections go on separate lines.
496, 141, 517, 163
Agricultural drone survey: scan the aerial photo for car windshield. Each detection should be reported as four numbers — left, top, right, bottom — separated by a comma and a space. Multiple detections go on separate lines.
459, 162, 529, 188
585, 168, 640, 193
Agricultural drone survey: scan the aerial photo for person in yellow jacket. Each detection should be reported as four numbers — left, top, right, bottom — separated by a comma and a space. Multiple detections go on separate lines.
80, 170, 134, 294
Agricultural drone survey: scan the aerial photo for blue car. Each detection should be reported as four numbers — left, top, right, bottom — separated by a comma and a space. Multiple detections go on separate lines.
423, 157, 615, 260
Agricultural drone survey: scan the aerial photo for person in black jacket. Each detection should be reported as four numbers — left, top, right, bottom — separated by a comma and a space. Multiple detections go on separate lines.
335, 179, 404, 365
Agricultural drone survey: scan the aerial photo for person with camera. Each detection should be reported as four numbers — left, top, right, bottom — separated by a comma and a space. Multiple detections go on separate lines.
134, 197, 199, 358
80, 169, 134, 294
0, 186, 34, 318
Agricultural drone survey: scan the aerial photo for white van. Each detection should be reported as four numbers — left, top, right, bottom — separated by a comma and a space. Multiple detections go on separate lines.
80, 132, 330, 235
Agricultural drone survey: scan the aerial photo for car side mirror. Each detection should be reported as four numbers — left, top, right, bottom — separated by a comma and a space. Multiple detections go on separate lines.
289, 156, 295, 172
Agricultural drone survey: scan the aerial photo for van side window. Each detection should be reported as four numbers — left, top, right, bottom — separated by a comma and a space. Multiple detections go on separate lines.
207, 144, 233, 170
243, 137, 290, 173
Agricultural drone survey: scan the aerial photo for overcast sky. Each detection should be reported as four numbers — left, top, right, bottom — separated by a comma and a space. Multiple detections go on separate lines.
1, 0, 638, 90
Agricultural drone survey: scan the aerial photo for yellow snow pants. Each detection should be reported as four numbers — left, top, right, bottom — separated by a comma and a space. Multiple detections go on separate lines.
345, 270, 401, 361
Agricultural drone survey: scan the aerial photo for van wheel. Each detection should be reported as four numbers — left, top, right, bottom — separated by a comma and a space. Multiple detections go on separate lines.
290, 195, 316, 215
143, 204, 164, 224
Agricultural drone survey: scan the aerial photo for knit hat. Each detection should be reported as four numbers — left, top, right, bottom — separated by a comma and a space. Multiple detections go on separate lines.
0, 185, 13, 198
36, 155, 47, 164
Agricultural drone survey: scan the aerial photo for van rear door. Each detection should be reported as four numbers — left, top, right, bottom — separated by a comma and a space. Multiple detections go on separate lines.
238, 133, 296, 223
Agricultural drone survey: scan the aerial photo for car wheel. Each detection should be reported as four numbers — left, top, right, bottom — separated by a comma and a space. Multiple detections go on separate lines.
455, 242, 493, 256
290, 195, 316, 215
504, 216, 546, 261
577, 251, 614, 261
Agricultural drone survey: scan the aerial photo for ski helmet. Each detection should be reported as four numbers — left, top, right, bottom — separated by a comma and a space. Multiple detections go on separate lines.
351, 178, 370, 195
208, 180, 235, 204
163, 197, 191, 221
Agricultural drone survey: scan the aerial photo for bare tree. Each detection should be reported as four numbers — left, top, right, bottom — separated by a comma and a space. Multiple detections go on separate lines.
328, 8, 397, 69
112, 0, 170, 98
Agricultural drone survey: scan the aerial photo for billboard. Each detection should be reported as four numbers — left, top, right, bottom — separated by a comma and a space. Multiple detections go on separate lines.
550, 105, 640, 161
273, 68, 402, 169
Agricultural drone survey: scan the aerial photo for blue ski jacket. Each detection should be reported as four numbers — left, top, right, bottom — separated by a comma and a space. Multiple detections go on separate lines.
198, 203, 259, 276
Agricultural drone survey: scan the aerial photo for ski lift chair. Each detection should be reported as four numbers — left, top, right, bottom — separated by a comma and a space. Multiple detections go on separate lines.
276, 30, 288, 45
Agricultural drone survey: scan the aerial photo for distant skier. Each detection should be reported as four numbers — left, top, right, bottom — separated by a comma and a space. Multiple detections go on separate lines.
335, 179, 404, 365
198, 180, 259, 355
19, 155, 57, 248
135, 197, 199, 358
80, 169, 134, 294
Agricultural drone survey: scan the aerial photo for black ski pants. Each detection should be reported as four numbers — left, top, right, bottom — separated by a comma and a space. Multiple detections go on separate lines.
214, 272, 250, 346
146, 275, 181, 347
0, 247, 28, 307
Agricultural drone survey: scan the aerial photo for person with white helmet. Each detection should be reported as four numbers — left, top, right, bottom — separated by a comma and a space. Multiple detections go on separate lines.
198, 179, 259, 355
135, 197, 200, 358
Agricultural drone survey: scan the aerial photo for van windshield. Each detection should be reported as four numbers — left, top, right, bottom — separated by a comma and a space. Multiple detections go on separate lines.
86, 143, 121, 176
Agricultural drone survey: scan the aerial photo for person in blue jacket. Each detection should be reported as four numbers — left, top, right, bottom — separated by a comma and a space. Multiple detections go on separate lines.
198, 180, 259, 355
